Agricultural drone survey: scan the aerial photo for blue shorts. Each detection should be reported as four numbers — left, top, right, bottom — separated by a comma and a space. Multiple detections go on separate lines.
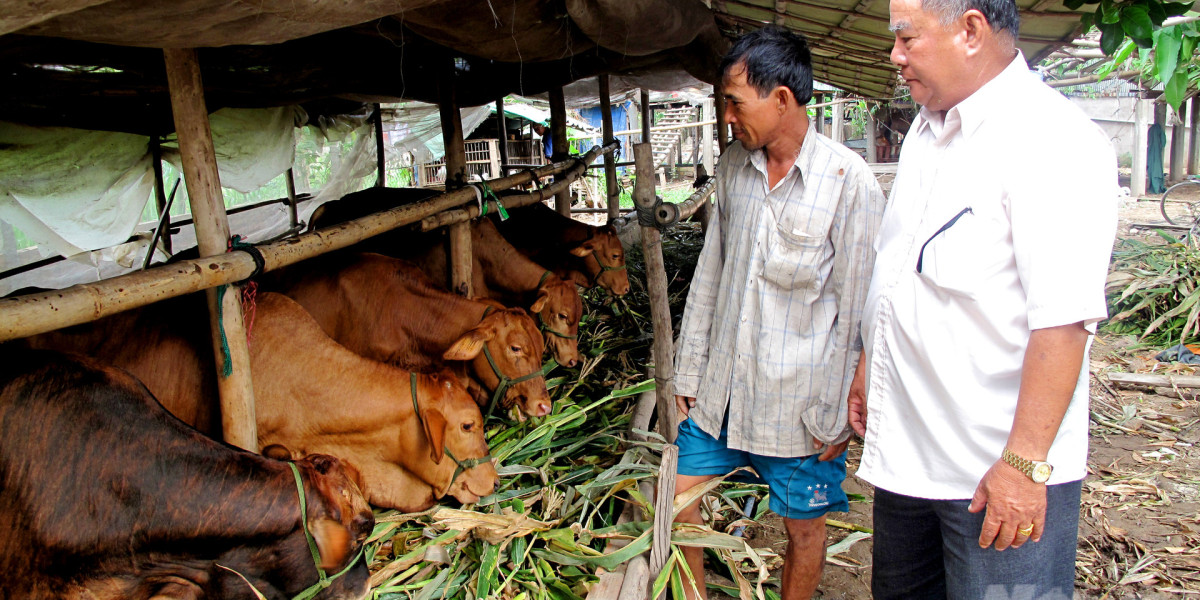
675, 417, 849, 520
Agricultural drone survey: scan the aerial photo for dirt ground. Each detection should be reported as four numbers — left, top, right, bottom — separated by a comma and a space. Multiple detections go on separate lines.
715, 193, 1200, 599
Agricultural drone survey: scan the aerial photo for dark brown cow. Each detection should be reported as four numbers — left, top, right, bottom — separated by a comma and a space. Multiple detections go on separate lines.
309, 190, 584, 368
493, 202, 631, 296
266, 252, 551, 417
22, 291, 499, 512
0, 348, 372, 600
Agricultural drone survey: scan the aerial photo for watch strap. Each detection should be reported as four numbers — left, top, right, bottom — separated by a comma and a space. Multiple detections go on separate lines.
1002, 447, 1038, 478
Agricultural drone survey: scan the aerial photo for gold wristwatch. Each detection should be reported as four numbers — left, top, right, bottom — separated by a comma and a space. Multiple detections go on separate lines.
1001, 448, 1053, 483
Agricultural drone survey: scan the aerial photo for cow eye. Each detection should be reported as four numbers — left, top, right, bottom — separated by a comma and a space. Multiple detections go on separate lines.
558, 313, 567, 320
462, 423, 474, 432
510, 345, 522, 353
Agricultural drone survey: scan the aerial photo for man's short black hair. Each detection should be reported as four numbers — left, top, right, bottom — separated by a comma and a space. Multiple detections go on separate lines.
719, 25, 814, 105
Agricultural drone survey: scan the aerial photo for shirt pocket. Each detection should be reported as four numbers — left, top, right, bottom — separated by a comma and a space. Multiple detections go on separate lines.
915, 209, 996, 297
760, 213, 830, 294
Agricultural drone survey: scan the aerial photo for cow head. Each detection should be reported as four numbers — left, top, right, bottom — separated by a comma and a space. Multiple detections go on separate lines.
568, 225, 630, 296
293, 453, 375, 563
411, 369, 499, 503
531, 274, 582, 368
442, 306, 552, 418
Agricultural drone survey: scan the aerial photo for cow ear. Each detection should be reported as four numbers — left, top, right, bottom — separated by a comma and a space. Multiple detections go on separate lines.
569, 240, 596, 257
309, 517, 353, 571
530, 292, 549, 313
443, 327, 490, 361
421, 407, 448, 464
565, 270, 590, 288
261, 444, 294, 461
309, 454, 340, 475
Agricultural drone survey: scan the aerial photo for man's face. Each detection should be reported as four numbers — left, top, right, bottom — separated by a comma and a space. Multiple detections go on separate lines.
721, 63, 782, 151
889, 0, 968, 111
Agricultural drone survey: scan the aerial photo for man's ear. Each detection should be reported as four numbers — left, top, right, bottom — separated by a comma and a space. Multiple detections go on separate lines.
773, 86, 793, 113
961, 9, 991, 54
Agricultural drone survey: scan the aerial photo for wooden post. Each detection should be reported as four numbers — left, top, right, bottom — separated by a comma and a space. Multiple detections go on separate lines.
831, 92, 845, 144
162, 47, 257, 452
640, 89, 652, 143
374, 103, 386, 187
600, 75, 620, 222
715, 92, 728, 153
633, 143, 679, 443
1132, 97, 1149, 198
448, 221, 473, 297
550, 85, 570, 216
1190, 95, 1199, 176
438, 57, 467, 190
285, 168, 300, 230
150, 136, 172, 254
496, 96, 510, 177
1171, 101, 1187, 181
701, 99, 715, 174
866, 105, 878, 163
648, 444, 679, 583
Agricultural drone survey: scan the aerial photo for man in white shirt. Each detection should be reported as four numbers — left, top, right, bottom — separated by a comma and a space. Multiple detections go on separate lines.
673, 26, 885, 600
848, 0, 1117, 597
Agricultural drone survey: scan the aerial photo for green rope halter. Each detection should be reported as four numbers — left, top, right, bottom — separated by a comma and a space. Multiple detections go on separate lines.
409, 373, 492, 490
477, 306, 544, 416
286, 462, 365, 600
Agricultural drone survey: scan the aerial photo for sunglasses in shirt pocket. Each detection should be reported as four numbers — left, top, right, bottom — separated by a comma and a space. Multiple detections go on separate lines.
914, 206, 989, 297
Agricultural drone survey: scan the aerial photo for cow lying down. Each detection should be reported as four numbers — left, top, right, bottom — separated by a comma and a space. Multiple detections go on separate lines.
22, 292, 499, 513
0, 348, 372, 600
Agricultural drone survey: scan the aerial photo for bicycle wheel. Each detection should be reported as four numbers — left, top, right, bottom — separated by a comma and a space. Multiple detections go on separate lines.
1160, 180, 1200, 226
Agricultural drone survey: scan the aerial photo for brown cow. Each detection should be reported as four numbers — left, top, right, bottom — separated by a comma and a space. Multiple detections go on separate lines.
249, 292, 499, 510
408, 219, 584, 368
0, 348, 372, 600
309, 190, 584, 368
22, 291, 498, 512
493, 201, 631, 296
266, 252, 551, 417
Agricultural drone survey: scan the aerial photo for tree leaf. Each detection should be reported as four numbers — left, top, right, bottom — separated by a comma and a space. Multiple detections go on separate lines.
1146, 0, 1167, 26
1101, 0, 1122, 24
1080, 11, 1096, 32
1098, 38, 1137, 80
1099, 19, 1127, 55
1164, 69, 1189, 113
1132, 35, 1155, 49
1065, 0, 1087, 10
1121, 5, 1154, 40
1155, 26, 1183, 81
1162, 1, 1194, 16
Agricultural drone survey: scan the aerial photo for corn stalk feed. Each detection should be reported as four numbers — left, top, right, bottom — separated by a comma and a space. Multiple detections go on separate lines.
1105, 233, 1200, 346
360, 222, 779, 600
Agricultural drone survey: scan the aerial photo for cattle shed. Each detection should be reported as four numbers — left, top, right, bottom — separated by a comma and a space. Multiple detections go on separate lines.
0, 1, 1092, 597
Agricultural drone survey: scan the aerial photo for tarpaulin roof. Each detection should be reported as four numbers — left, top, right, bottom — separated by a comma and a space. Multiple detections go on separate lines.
0, 0, 1096, 135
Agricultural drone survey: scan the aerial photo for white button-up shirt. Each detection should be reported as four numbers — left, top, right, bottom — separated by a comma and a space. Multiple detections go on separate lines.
857, 53, 1118, 499
674, 126, 885, 457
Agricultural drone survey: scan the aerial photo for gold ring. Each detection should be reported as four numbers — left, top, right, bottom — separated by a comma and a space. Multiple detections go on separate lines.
1017, 524, 1034, 537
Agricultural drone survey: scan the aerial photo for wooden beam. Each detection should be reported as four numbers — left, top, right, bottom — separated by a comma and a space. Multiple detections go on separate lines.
633, 142, 679, 444
496, 96, 510, 178
438, 57, 466, 190
162, 47, 257, 452
550, 85, 570, 216
373, 103, 386, 187
599, 74, 620, 222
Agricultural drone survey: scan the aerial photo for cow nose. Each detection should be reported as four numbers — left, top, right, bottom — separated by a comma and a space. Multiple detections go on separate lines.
536, 401, 551, 417
564, 357, 578, 368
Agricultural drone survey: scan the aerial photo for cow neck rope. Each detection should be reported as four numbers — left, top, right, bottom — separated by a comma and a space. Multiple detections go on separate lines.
409, 373, 493, 489
286, 462, 365, 600
478, 306, 544, 416
534, 271, 577, 340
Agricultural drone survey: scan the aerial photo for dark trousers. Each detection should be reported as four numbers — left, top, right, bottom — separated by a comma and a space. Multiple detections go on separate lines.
871, 480, 1082, 600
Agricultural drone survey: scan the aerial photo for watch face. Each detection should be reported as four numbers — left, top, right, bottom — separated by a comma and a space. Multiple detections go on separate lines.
1032, 463, 1053, 483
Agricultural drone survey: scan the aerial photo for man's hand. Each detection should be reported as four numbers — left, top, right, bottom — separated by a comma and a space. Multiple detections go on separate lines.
969, 460, 1047, 551
847, 350, 868, 437
813, 437, 849, 461
675, 395, 697, 416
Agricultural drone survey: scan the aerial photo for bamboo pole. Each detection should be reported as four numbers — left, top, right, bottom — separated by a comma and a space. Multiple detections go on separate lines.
0, 152, 611, 343
285, 168, 300, 230
831, 92, 845, 144
550, 85, 570, 216
600, 74, 620, 222
418, 144, 611, 231
1171, 101, 1187, 182
373, 103, 386, 187
715, 93, 729, 153
448, 221, 473, 297
1133, 97, 1149, 197
150, 136, 171, 254
438, 58, 466, 189
496, 96, 510, 178
648, 444, 678, 581
655, 177, 717, 227
162, 47, 257, 452
633, 143, 678, 443
1190, 95, 1199, 176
